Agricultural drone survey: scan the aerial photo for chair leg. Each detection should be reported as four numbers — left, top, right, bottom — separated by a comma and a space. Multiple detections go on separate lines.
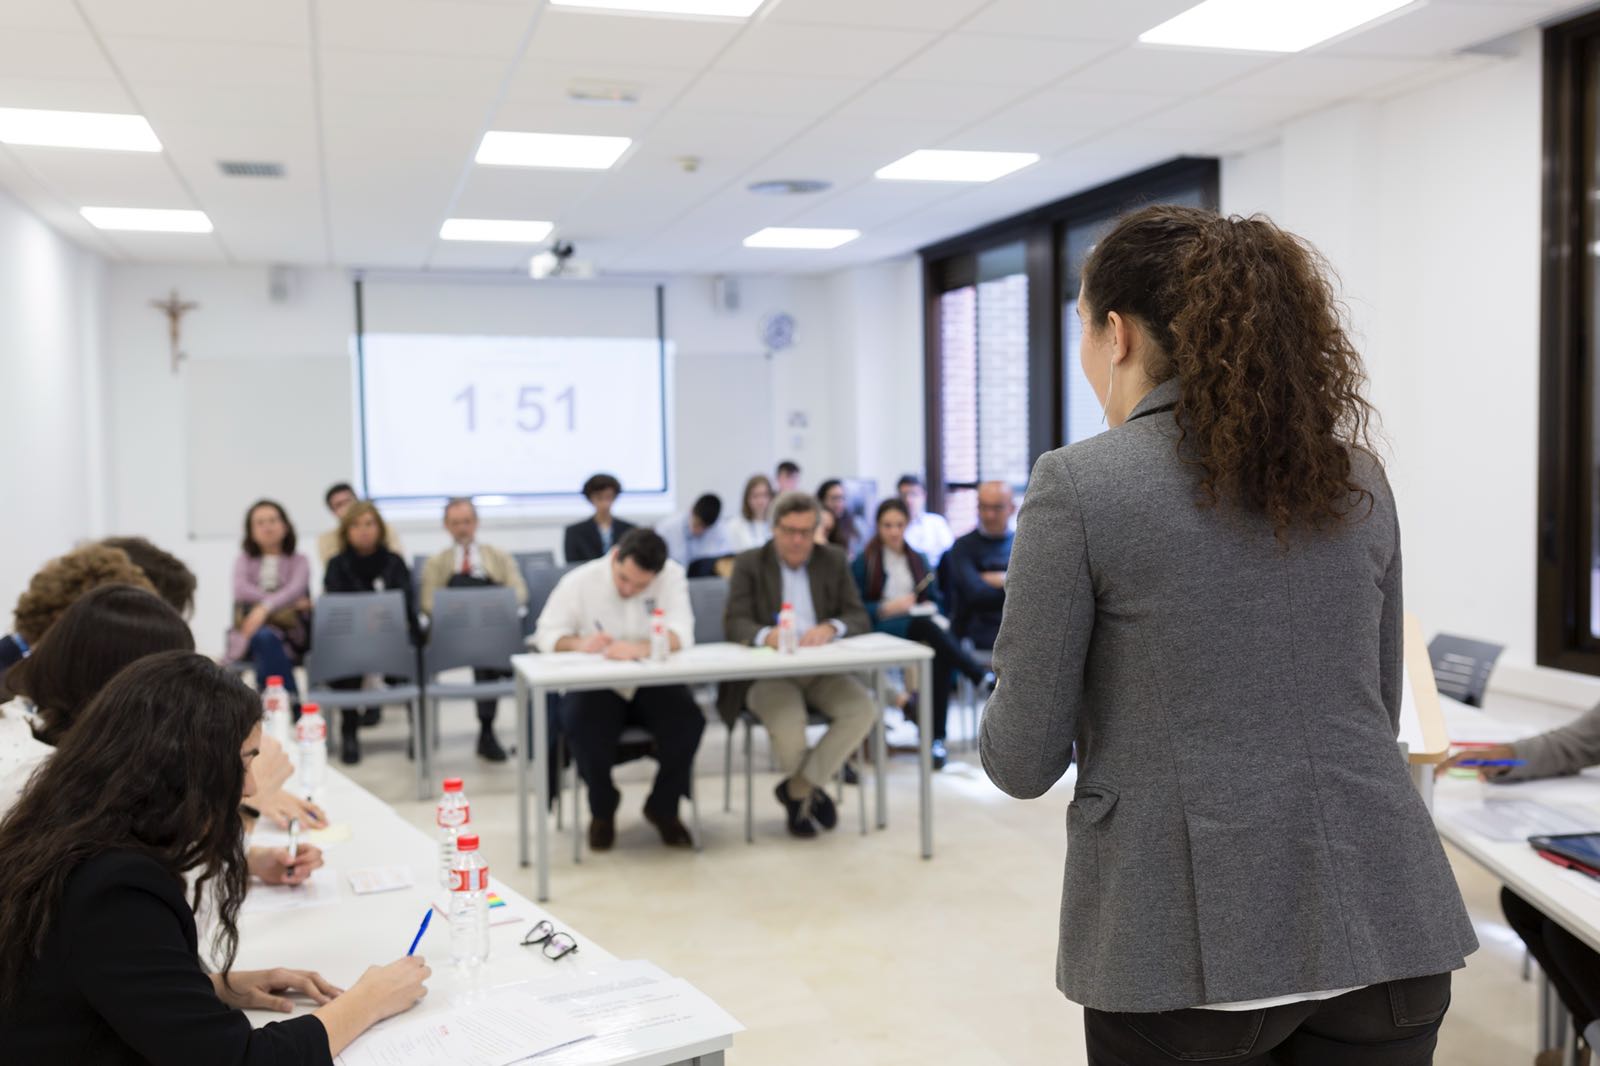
413, 700, 428, 802
743, 720, 754, 845
857, 753, 867, 836
690, 772, 703, 853
723, 725, 733, 813
554, 736, 564, 831
572, 753, 582, 865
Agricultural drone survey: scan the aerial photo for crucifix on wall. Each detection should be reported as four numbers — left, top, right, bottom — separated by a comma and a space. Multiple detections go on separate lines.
151, 289, 199, 373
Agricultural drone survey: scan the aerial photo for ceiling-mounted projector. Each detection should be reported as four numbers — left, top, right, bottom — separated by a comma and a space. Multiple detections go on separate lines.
530, 241, 595, 280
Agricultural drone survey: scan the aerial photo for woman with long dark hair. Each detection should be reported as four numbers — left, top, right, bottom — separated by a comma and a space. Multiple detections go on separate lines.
0, 651, 428, 1063
852, 498, 989, 770
981, 206, 1476, 1064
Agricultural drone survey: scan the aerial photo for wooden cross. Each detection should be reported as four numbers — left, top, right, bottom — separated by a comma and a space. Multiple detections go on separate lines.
150, 289, 199, 373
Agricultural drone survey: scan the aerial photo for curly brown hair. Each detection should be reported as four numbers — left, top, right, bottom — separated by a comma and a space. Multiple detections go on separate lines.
11, 545, 155, 643
1080, 204, 1379, 534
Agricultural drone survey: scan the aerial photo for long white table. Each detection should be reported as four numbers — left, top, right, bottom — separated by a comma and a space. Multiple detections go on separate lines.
236, 768, 734, 1065
513, 634, 937, 902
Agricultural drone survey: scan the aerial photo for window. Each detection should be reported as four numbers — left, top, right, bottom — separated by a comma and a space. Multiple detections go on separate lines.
921, 158, 1220, 521
1538, 11, 1600, 673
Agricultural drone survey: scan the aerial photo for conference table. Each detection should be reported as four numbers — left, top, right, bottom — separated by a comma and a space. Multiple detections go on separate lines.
236, 768, 737, 1065
513, 634, 937, 902
1431, 698, 1600, 1057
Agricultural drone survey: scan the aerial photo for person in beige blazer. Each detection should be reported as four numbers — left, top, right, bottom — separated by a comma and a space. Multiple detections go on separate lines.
419, 498, 529, 762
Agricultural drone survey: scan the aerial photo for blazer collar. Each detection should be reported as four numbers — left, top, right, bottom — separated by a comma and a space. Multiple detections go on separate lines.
1126, 377, 1181, 423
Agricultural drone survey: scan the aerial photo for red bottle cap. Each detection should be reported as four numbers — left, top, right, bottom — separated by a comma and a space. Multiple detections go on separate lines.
442, 778, 464, 792
456, 834, 480, 851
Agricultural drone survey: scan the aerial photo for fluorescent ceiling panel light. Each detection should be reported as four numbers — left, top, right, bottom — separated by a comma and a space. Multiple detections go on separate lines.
1138, 0, 1416, 53
80, 207, 212, 233
440, 218, 555, 243
476, 131, 631, 170
743, 227, 860, 250
549, 0, 766, 16
874, 149, 1039, 183
0, 107, 160, 152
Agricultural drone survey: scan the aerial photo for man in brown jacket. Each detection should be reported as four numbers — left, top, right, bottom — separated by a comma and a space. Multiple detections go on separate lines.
721, 491, 876, 838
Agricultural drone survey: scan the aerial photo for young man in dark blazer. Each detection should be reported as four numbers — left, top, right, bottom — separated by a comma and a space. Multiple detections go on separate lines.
720, 491, 876, 838
564, 473, 636, 564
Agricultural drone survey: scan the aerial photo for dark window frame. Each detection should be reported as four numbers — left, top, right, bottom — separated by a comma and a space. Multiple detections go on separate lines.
920, 156, 1220, 514
1538, 12, 1600, 674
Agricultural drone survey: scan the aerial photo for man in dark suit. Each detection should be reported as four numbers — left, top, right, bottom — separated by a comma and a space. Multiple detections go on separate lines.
946, 480, 1015, 649
564, 473, 636, 564
720, 491, 876, 838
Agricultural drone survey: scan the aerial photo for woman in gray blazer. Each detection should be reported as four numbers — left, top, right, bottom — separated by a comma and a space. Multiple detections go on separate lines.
980, 205, 1477, 1065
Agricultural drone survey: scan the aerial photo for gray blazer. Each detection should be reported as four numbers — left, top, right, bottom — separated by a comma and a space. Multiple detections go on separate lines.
980, 379, 1477, 1014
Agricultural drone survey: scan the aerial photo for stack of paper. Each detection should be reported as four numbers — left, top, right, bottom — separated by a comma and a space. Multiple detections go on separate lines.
337, 986, 592, 1066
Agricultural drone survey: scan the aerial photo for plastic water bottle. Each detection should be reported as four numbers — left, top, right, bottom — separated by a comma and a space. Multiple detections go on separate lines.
295, 703, 327, 801
448, 832, 490, 968
436, 778, 471, 888
777, 602, 798, 655
649, 608, 669, 662
261, 676, 293, 755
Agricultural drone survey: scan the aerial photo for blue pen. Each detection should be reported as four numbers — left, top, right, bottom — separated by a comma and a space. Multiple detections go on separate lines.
1457, 759, 1527, 767
406, 909, 432, 956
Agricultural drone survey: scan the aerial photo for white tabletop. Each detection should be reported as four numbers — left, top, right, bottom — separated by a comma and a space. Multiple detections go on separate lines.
1432, 695, 1600, 955
235, 769, 733, 1065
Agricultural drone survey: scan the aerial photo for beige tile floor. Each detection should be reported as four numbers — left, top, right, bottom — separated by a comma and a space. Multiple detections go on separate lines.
338, 702, 1547, 1066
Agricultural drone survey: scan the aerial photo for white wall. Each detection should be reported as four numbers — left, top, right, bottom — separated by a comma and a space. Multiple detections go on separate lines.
0, 187, 107, 621
1222, 36, 1564, 698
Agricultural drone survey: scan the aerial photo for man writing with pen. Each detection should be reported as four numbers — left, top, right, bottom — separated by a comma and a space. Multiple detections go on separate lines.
531, 529, 705, 853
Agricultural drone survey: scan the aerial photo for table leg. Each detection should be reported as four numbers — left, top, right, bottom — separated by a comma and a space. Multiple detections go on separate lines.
917, 658, 932, 859
534, 684, 551, 903
517, 674, 530, 868
873, 671, 887, 830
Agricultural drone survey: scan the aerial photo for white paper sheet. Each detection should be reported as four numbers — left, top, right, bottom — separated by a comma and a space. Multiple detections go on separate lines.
349, 866, 415, 895
338, 987, 592, 1066
1441, 800, 1599, 842
240, 867, 342, 915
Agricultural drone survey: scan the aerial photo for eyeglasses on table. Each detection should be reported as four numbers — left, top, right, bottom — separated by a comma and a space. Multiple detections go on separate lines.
521, 919, 579, 960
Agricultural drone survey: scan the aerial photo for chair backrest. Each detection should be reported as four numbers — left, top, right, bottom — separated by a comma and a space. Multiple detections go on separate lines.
521, 562, 576, 638
304, 591, 419, 684
515, 550, 556, 572
688, 575, 728, 645
411, 553, 432, 601
423, 586, 522, 675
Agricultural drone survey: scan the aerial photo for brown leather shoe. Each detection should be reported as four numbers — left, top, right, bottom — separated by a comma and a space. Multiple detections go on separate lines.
643, 807, 694, 848
587, 817, 615, 851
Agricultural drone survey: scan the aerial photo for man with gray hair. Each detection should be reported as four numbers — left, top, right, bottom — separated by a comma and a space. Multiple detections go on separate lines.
420, 496, 529, 762
719, 491, 876, 838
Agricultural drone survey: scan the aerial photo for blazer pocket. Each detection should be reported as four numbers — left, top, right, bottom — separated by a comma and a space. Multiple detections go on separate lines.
1065, 784, 1118, 925
1069, 783, 1119, 825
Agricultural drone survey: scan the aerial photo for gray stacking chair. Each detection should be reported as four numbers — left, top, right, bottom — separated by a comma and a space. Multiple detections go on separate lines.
420, 586, 522, 786
303, 590, 426, 798
520, 561, 575, 639
514, 550, 556, 571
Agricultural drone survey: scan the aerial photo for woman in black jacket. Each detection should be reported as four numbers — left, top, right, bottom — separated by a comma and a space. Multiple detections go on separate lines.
323, 501, 421, 765
0, 651, 428, 1064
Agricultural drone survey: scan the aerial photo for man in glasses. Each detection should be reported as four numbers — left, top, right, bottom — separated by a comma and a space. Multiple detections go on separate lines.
719, 491, 875, 838
946, 481, 1016, 652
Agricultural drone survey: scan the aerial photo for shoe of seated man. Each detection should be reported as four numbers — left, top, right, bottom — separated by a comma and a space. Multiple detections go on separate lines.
642, 806, 694, 848
477, 729, 508, 763
588, 816, 615, 851
931, 739, 948, 771
809, 786, 838, 830
773, 781, 818, 838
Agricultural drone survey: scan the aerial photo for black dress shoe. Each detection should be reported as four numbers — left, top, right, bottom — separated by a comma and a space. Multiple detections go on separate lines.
643, 807, 694, 848
840, 761, 860, 786
931, 739, 948, 771
588, 817, 615, 851
361, 707, 381, 727
339, 733, 361, 765
809, 787, 838, 830
477, 730, 508, 763
773, 782, 818, 838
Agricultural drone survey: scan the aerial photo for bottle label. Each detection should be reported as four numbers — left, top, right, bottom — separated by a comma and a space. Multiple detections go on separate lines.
449, 866, 489, 892
436, 803, 469, 828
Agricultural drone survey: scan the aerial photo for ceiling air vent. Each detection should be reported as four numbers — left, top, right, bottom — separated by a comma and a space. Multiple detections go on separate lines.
217, 160, 285, 178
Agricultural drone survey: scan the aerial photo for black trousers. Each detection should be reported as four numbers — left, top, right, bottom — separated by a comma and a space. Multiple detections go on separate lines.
903, 616, 987, 741
1083, 974, 1451, 1065
1503, 887, 1600, 1032
558, 685, 705, 820
472, 668, 506, 730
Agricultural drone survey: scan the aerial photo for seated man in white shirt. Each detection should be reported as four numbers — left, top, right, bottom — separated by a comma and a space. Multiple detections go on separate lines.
532, 529, 705, 851
656, 493, 733, 573
898, 474, 955, 568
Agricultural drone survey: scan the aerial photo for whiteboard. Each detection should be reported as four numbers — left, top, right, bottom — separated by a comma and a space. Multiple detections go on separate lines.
185, 355, 354, 539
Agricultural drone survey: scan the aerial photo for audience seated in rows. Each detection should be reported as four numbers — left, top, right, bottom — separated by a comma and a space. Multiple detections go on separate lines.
532, 530, 703, 851
726, 474, 773, 553
657, 493, 732, 571
897, 475, 955, 568
317, 481, 404, 566
419, 497, 527, 762
721, 491, 875, 839
565, 473, 636, 564
226, 499, 312, 704
946, 480, 1015, 651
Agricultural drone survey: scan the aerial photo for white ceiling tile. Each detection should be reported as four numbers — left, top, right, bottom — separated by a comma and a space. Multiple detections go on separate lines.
319, 91, 488, 133
829, 79, 1022, 126
0, 150, 123, 256
8, 146, 192, 207
489, 99, 660, 138
780, 179, 963, 228
0, 78, 135, 113
501, 61, 700, 108
1134, 94, 1324, 136
103, 231, 228, 263
425, 241, 535, 271
715, 22, 937, 78
0, 30, 119, 81
964, 0, 1202, 43
524, 10, 742, 69
1318, 2, 1549, 58
972, 88, 1177, 150
631, 109, 811, 163
78, 0, 307, 44
765, 0, 990, 31
449, 165, 609, 220
891, 34, 1112, 87
671, 70, 863, 117
317, 0, 535, 56
136, 83, 316, 127
1059, 45, 1280, 96
103, 37, 312, 87
317, 49, 507, 98
0, 1, 83, 31
1214, 54, 1441, 101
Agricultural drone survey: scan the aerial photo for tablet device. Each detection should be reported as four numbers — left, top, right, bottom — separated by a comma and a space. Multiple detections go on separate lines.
1529, 832, 1600, 871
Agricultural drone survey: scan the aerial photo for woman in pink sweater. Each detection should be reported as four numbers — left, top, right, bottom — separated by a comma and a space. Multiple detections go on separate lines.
226, 500, 312, 702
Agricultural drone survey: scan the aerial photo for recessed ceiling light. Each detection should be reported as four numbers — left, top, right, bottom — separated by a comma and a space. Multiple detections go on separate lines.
475, 131, 632, 170
80, 207, 213, 233
875, 149, 1039, 183
440, 218, 555, 243
549, 0, 766, 17
0, 108, 161, 152
1139, 0, 1416, 53
748, 179, 832, 196
743, 227, 860, 250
